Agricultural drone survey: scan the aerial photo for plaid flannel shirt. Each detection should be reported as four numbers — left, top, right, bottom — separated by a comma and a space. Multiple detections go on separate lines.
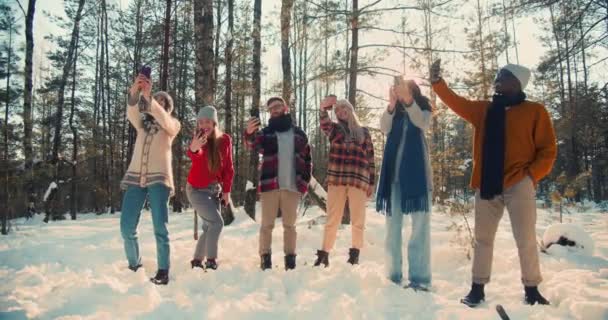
244, 126, 312, 194
320, 110, 375, 191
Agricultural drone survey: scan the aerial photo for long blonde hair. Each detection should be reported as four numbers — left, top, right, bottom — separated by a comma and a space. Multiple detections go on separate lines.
335, 99, 365, 144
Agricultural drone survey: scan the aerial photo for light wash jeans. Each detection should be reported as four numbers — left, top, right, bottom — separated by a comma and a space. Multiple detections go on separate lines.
385, 182, 431, 286
120, 184, 171, 270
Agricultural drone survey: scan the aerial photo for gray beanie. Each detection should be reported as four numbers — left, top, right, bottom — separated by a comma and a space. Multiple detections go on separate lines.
197, 106, 218, 124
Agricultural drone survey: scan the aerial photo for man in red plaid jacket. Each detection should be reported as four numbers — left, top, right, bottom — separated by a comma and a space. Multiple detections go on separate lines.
244, 97, 312, 271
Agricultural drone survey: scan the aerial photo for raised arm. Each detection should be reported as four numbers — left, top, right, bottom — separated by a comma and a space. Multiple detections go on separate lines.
126, 77, 145, 130
432, 79, 486, 126
320, 110, 338, 138
148, 98, 181, 137
243, 118, 264, 154
126, 95, 143, 130
405, 101, 432, 131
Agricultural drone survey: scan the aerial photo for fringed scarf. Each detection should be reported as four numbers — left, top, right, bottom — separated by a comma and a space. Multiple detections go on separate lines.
376, 102, 429, 215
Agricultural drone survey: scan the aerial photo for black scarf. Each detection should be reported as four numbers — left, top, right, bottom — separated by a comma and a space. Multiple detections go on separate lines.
480, 91, 526, 200
267, 113, 293, 133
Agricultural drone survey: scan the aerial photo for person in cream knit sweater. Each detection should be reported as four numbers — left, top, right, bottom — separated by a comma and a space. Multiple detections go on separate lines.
120, 74, 181, 285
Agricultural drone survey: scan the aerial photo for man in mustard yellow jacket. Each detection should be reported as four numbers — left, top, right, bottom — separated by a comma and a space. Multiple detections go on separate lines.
431, 60, 557, 307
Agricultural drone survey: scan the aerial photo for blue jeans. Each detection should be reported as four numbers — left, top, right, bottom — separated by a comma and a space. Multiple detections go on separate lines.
385, 183, 431, 286
120, 184, 171, 270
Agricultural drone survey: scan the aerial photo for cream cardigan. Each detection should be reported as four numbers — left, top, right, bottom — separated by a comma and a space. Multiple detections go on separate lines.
120, 94, 181, 195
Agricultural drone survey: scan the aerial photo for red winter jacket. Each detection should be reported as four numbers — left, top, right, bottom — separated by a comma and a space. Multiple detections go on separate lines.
187, 133, 234, 193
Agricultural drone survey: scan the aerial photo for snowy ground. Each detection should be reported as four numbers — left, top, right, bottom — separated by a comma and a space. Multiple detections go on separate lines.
1, 204, 607, 320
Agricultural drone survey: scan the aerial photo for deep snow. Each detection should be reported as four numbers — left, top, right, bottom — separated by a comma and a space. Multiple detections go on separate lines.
1, 204, 607, 320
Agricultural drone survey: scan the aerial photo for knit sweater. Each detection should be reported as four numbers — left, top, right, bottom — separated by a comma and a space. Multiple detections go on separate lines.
120, 94, 181, 195
187, 133, 234, 193
432, 78, 557, 189
244, 126, 312, 194
320, 111, 375, 191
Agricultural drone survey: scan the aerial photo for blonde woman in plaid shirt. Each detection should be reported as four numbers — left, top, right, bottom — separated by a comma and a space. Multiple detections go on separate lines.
313, 97, 376, 267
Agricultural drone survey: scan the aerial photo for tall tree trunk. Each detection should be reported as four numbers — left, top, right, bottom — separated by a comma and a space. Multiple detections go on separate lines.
224, 0, 234, 135
92, 13, 101, 212
194, 0, 215, 108
171, 3, 184, 213
51, 0, 86, 161
100, 0, 109, 213
245, 0, 262, 219
23, 0, 36, 173
562, 5, 579, 180
347, 0, 358, 106
501, 0, 510, 63
160, 0, 172, 91
302, 5, 309, 132
281, 0, 295, 118
344, 0, 349, 97
476, 0, 489, 99
127, 0, 144, 166
102, 0, 114, 212
69, 35, 79, 220
549, 5, 566, 112
577, 0, 588, 93
214, 0, 222, 102
324, 0, 329, 96
2, 22, 13, 235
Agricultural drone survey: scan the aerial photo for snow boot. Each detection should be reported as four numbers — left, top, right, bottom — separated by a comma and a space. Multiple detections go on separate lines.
150, 269, 169, 285
260, 254, 272, 270
524, 286, 550, 305
285, 254, 296, 270
313, 250, 329, 267
190, 259, 204, 269
347, 248, 360, 265
460, 283, 485, 308
205, 259, 218, 270
128, 263, 143, 272
405, 282, 431, 292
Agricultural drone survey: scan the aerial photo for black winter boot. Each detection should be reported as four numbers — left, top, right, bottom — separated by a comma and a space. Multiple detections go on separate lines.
128, 263, 143, 272
313, 250, 329, 267
150, 269, 169, 285
260, 254, 272, 270
190, 259, 204, 269
524, 286, 550, 305
285, 254, 296, 270
205, 259, 218, 270
347, 248, 360, 265
460, 283, 485, 307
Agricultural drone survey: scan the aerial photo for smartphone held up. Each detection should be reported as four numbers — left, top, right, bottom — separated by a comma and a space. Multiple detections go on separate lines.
138, 65, 152, 112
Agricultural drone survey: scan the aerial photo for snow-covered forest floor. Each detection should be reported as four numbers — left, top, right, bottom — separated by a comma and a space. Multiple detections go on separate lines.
1, 204, 607, 319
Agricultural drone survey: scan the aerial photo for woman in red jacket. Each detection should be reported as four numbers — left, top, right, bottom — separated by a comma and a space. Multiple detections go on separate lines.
187, 106, 234, 270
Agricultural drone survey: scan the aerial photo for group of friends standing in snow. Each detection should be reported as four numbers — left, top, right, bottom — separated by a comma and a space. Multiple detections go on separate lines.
117, 58, 557, 308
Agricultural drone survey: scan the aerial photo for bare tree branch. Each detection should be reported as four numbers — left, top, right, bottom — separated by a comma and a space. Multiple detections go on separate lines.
358, 43, 475, 53
15, 0, 27, 16
357, 88, 388, 102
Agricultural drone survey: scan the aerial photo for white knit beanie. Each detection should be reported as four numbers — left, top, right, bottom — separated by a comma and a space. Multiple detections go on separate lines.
501, 64, 531, 90
197, 106, 218, 124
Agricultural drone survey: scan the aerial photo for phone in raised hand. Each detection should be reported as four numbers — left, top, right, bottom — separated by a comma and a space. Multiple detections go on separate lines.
250, 107, 260, 119
138, 65, 152, 112
139, 65, 152, 79
393, 75, 402, 87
